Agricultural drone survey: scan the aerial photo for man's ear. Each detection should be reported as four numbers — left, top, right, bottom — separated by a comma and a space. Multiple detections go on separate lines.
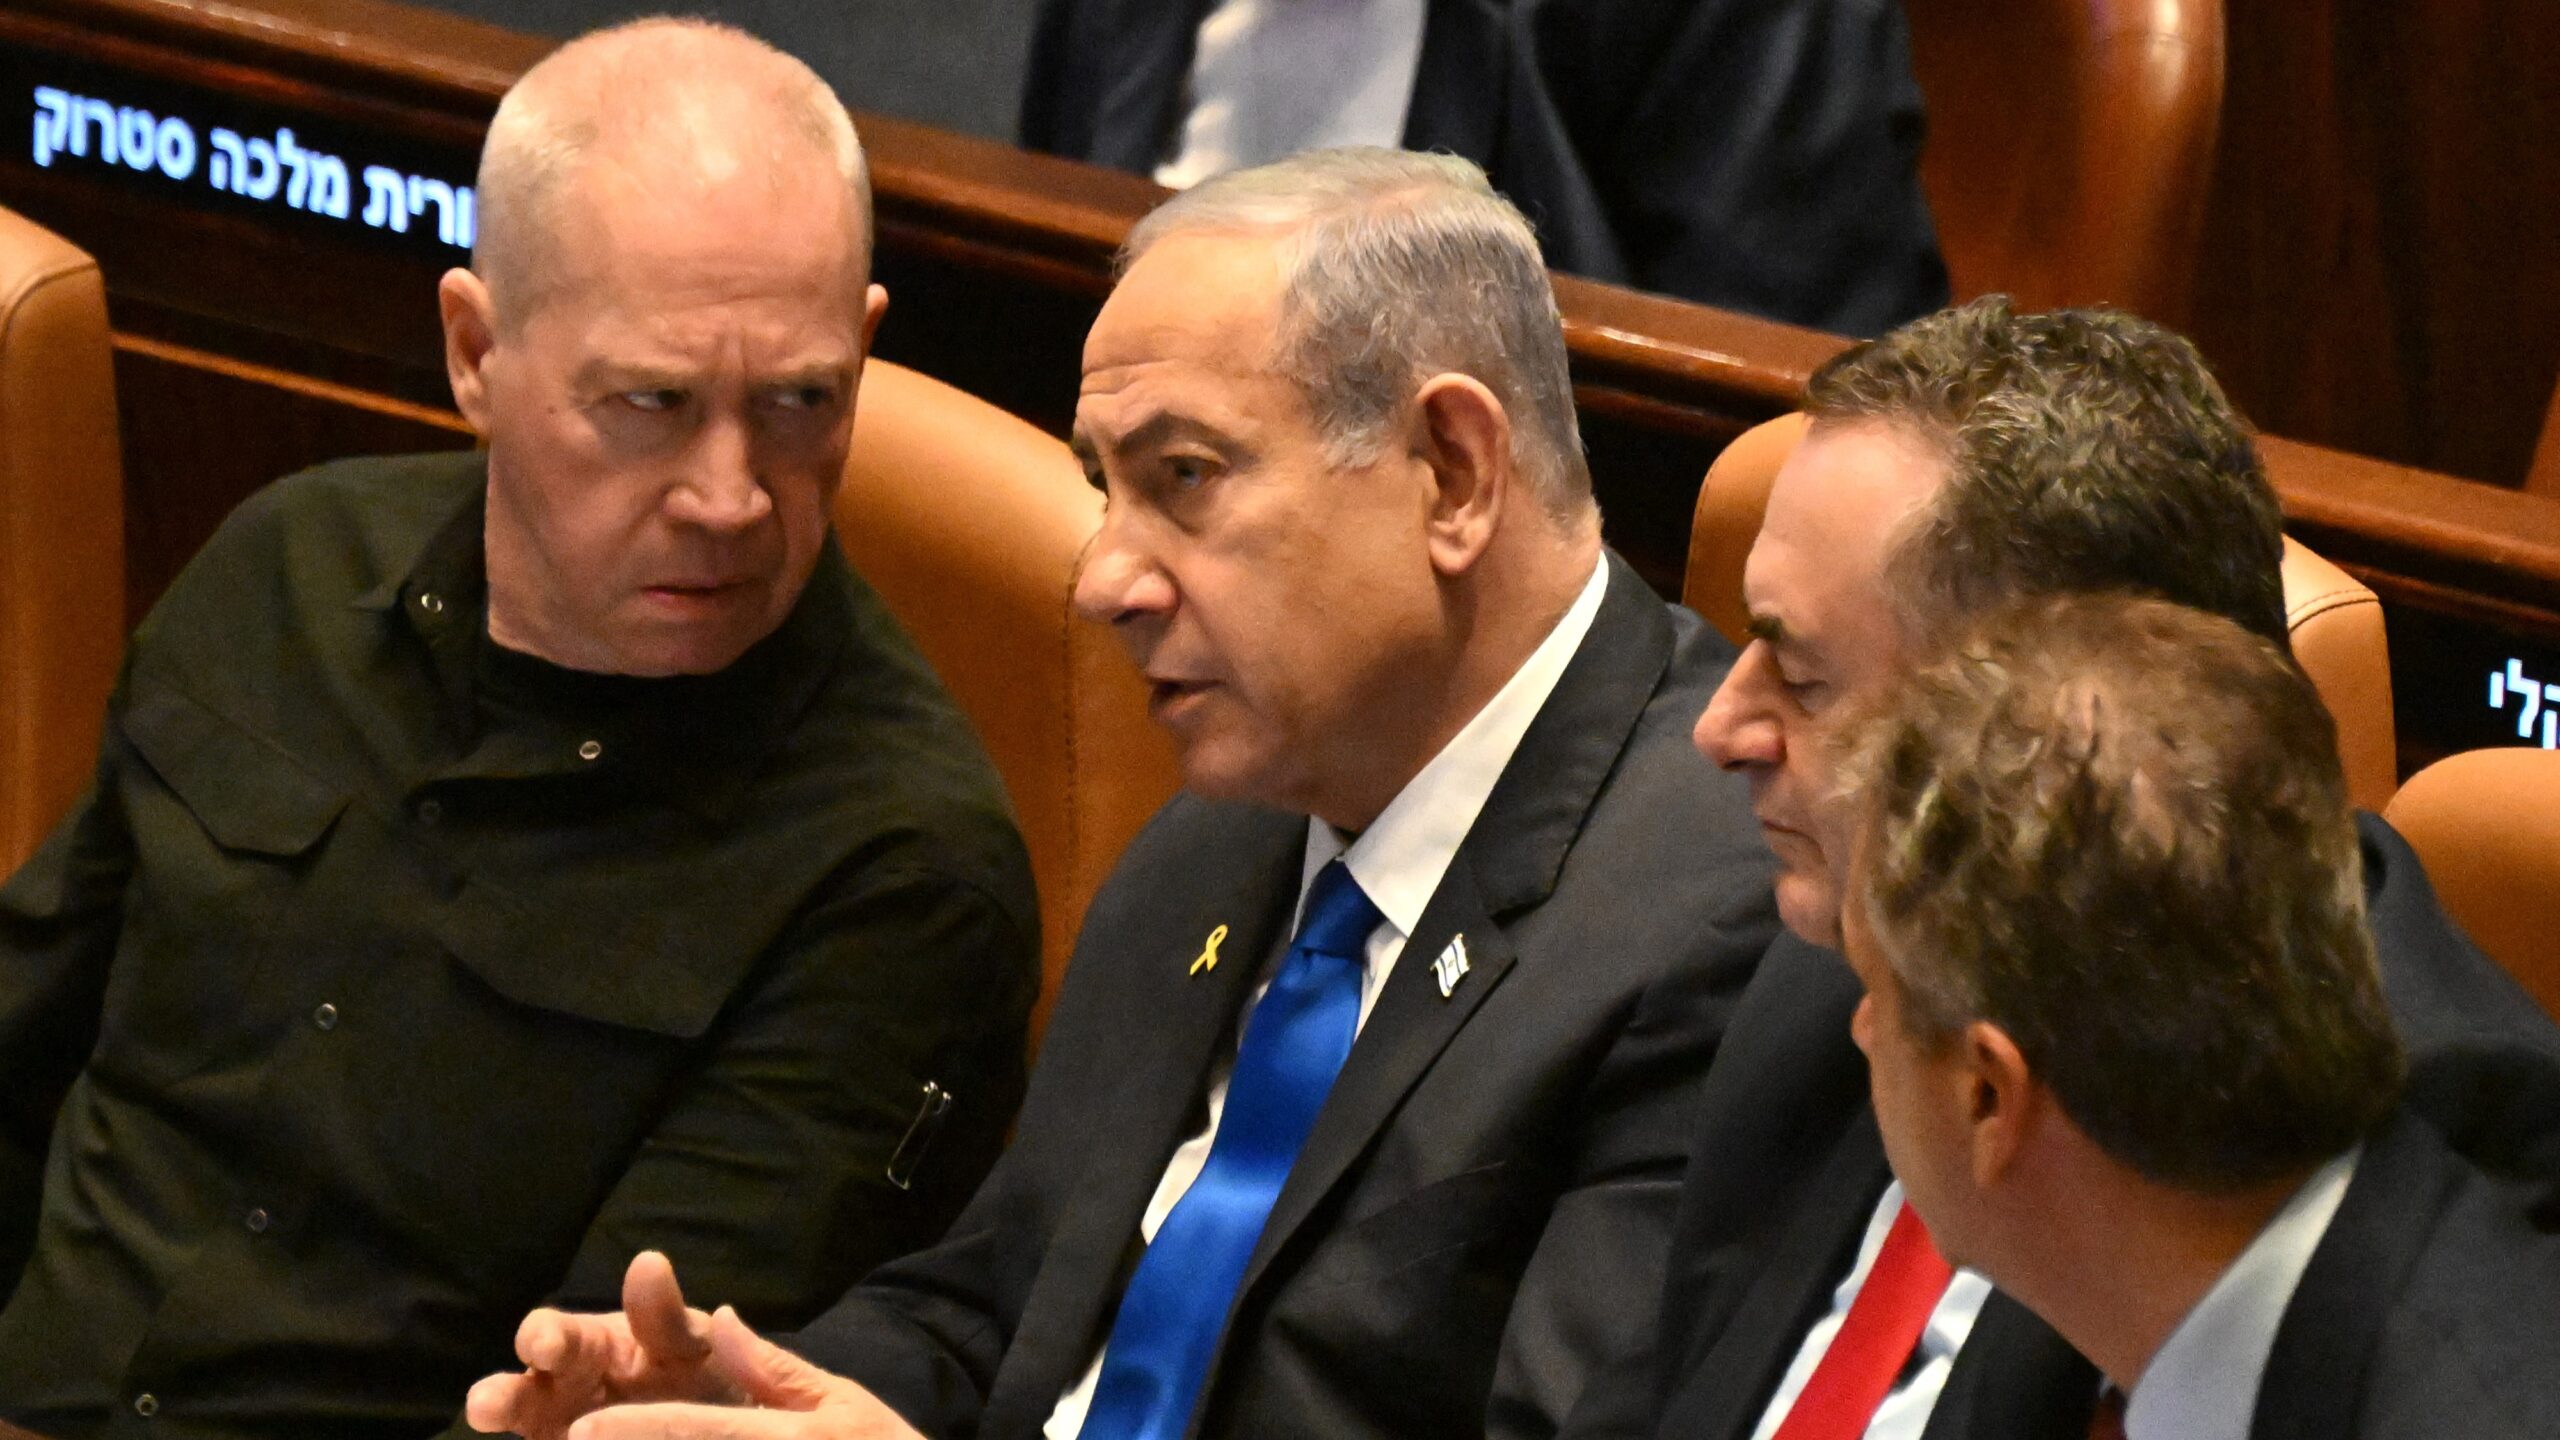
862, 283, 889, 352
1962, 1021, 2037, 1188
438, 268, 500, 438
1413, 372, 1513, 578
847, 284, 893, 421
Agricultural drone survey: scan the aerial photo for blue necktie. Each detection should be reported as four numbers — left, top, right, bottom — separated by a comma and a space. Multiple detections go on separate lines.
1078, 859, 1382, 1440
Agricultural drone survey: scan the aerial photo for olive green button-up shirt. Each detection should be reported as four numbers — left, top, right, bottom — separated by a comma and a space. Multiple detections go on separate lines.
0, 452, 1038, 1440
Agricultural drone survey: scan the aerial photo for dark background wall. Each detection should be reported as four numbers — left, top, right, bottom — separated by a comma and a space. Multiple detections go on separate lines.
2189, 0, 2560, 490
421, 0, 1036, 140
414, 0, 2560, 492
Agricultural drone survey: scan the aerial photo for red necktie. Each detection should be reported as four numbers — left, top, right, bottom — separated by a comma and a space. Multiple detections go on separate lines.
1771, 1202, 1956, 1440
2086, 1385, 2129, 1440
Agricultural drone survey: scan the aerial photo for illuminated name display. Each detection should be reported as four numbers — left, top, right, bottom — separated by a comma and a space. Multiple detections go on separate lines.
2490, 658, 2560, 749
28, 83, 475, 250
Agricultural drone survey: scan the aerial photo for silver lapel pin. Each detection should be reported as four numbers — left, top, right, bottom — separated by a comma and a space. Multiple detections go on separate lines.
1431, 934, 1472, 999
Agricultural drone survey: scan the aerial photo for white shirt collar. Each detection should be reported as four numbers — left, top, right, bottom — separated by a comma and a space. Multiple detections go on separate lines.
2125, 1147, 2360, 1440
1299, 554, 1611, 940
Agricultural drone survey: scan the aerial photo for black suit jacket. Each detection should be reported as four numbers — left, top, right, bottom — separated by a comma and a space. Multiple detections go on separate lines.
2249, 1108, 2560, 1439
788, 556, 1781, 1439
1020, 0, 1950, 334
1572, 813, 2560, 1440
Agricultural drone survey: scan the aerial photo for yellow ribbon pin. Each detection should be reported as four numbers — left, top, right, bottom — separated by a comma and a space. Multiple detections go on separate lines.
1191, 924, 1230, 976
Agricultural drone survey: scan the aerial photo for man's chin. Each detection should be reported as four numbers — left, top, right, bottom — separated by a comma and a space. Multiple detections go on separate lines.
590, 627, 760, 678
1168, 731, 1299, 812
1774, 868, 1846, 950
600, 600, 792, 676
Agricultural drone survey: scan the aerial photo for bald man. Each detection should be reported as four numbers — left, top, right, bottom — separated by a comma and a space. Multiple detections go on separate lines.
0, 21, 1035, 1439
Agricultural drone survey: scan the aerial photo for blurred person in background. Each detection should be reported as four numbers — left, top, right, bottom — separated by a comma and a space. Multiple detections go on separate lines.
1021, 0, 1950, 334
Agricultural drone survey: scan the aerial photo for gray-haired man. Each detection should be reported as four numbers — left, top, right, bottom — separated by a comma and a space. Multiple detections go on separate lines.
467, 146, 1780, 1440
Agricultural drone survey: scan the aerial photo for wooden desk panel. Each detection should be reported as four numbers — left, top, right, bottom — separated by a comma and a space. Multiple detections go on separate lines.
4, 0, 2559, 773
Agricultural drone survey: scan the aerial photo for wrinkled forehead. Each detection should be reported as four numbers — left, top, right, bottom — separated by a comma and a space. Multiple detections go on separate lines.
1085, 233, 1291, 378
535, 148, 866, 305
1747, 421, 1946, 625
1077, 236, 1305, 444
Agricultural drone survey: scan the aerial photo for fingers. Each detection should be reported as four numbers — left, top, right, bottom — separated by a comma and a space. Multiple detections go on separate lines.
516, 1304, 638, 1384
557, 1314, 919, 1440
466, 1363, 608, 1440
624, 1250, 714, 1366
565, 1401, 920, 1440
463, 1372, 532, 1435
566, 1400, 821, 1440
704, 1306, 831, 1411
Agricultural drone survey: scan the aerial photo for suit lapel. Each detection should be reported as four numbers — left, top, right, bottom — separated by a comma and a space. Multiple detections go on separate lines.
1229, 555, 1676, 1322
2251, 1112, 2455, 1439
1404, 0, 1510, 162
1237, 862, 1518, 1297
991, 809, 1308, 1425
1922, 1291, 2100, 1440
1671, 1120, 1893, 1440
1082, 0, 1215, 171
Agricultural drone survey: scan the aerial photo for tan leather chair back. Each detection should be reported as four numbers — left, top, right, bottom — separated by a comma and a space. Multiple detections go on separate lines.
0, 206, 124, 879
2384, 748, 2560, 1022
2528, 376, 2560, 499
1683, 413, 1808, 648
837, 361, 1181, 1047
1903, 0, 2226, 326
2279, 540, 2396, 812
1685, 414, 2398, 811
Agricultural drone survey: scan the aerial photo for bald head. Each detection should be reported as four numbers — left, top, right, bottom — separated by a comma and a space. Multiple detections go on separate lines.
436, 19, 889, 678
473, 18, 873, 327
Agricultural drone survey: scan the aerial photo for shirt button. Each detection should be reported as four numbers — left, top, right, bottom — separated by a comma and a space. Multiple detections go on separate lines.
245, 1206, 270, 1234
415, 798, 443, 826
134, 1393, 160, 1417
576, 739, 603, 762
417, 591, 445, 615
312, 1003, 339, 1031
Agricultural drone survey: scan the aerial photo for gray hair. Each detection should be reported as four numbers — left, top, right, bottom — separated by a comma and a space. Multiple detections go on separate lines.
1123, 147, 1594, 525
1807, 297, 2287, 653
474, 17, 872, 324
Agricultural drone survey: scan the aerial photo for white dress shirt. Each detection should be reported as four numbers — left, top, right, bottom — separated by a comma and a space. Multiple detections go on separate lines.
1154, 0, 1431, 189
2125, 1148, 2359, 1440
1044, 555, 1609, 1439
1749, 1181, 1997, 1440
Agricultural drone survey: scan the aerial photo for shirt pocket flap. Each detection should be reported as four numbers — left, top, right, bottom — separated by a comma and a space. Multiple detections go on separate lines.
123, 684, 348, 856
430, 881, 743, 1039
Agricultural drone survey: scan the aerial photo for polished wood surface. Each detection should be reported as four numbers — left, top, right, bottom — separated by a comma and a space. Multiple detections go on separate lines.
4, 0, 2559, 775
1905, 0, 2224, 329
2530, 380, 2560, 502
2189, 0, 2560, 489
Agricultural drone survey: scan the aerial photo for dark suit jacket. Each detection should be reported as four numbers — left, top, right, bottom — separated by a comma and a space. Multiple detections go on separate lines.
1568, 813, 2560, 1440
2250, 1109, 2560, 1439
789, 555, 1782, 1439
1020, 0, 1950, 334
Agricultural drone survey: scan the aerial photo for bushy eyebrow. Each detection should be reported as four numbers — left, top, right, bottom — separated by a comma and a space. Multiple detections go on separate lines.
1077, 411, 1231, 463
577, 361, 689, 392
570, 360, 854, 395
759, 363, 854, 391
1745, 613, 1791, 646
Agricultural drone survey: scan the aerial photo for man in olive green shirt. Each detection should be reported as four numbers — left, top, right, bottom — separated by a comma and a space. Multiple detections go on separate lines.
0, 21, 1035, 1440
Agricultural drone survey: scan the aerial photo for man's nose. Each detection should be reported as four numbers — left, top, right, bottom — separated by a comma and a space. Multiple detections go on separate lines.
1695, 645, 1783, 771
1071, 515, 1175, 628
665, 420, 773, 533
